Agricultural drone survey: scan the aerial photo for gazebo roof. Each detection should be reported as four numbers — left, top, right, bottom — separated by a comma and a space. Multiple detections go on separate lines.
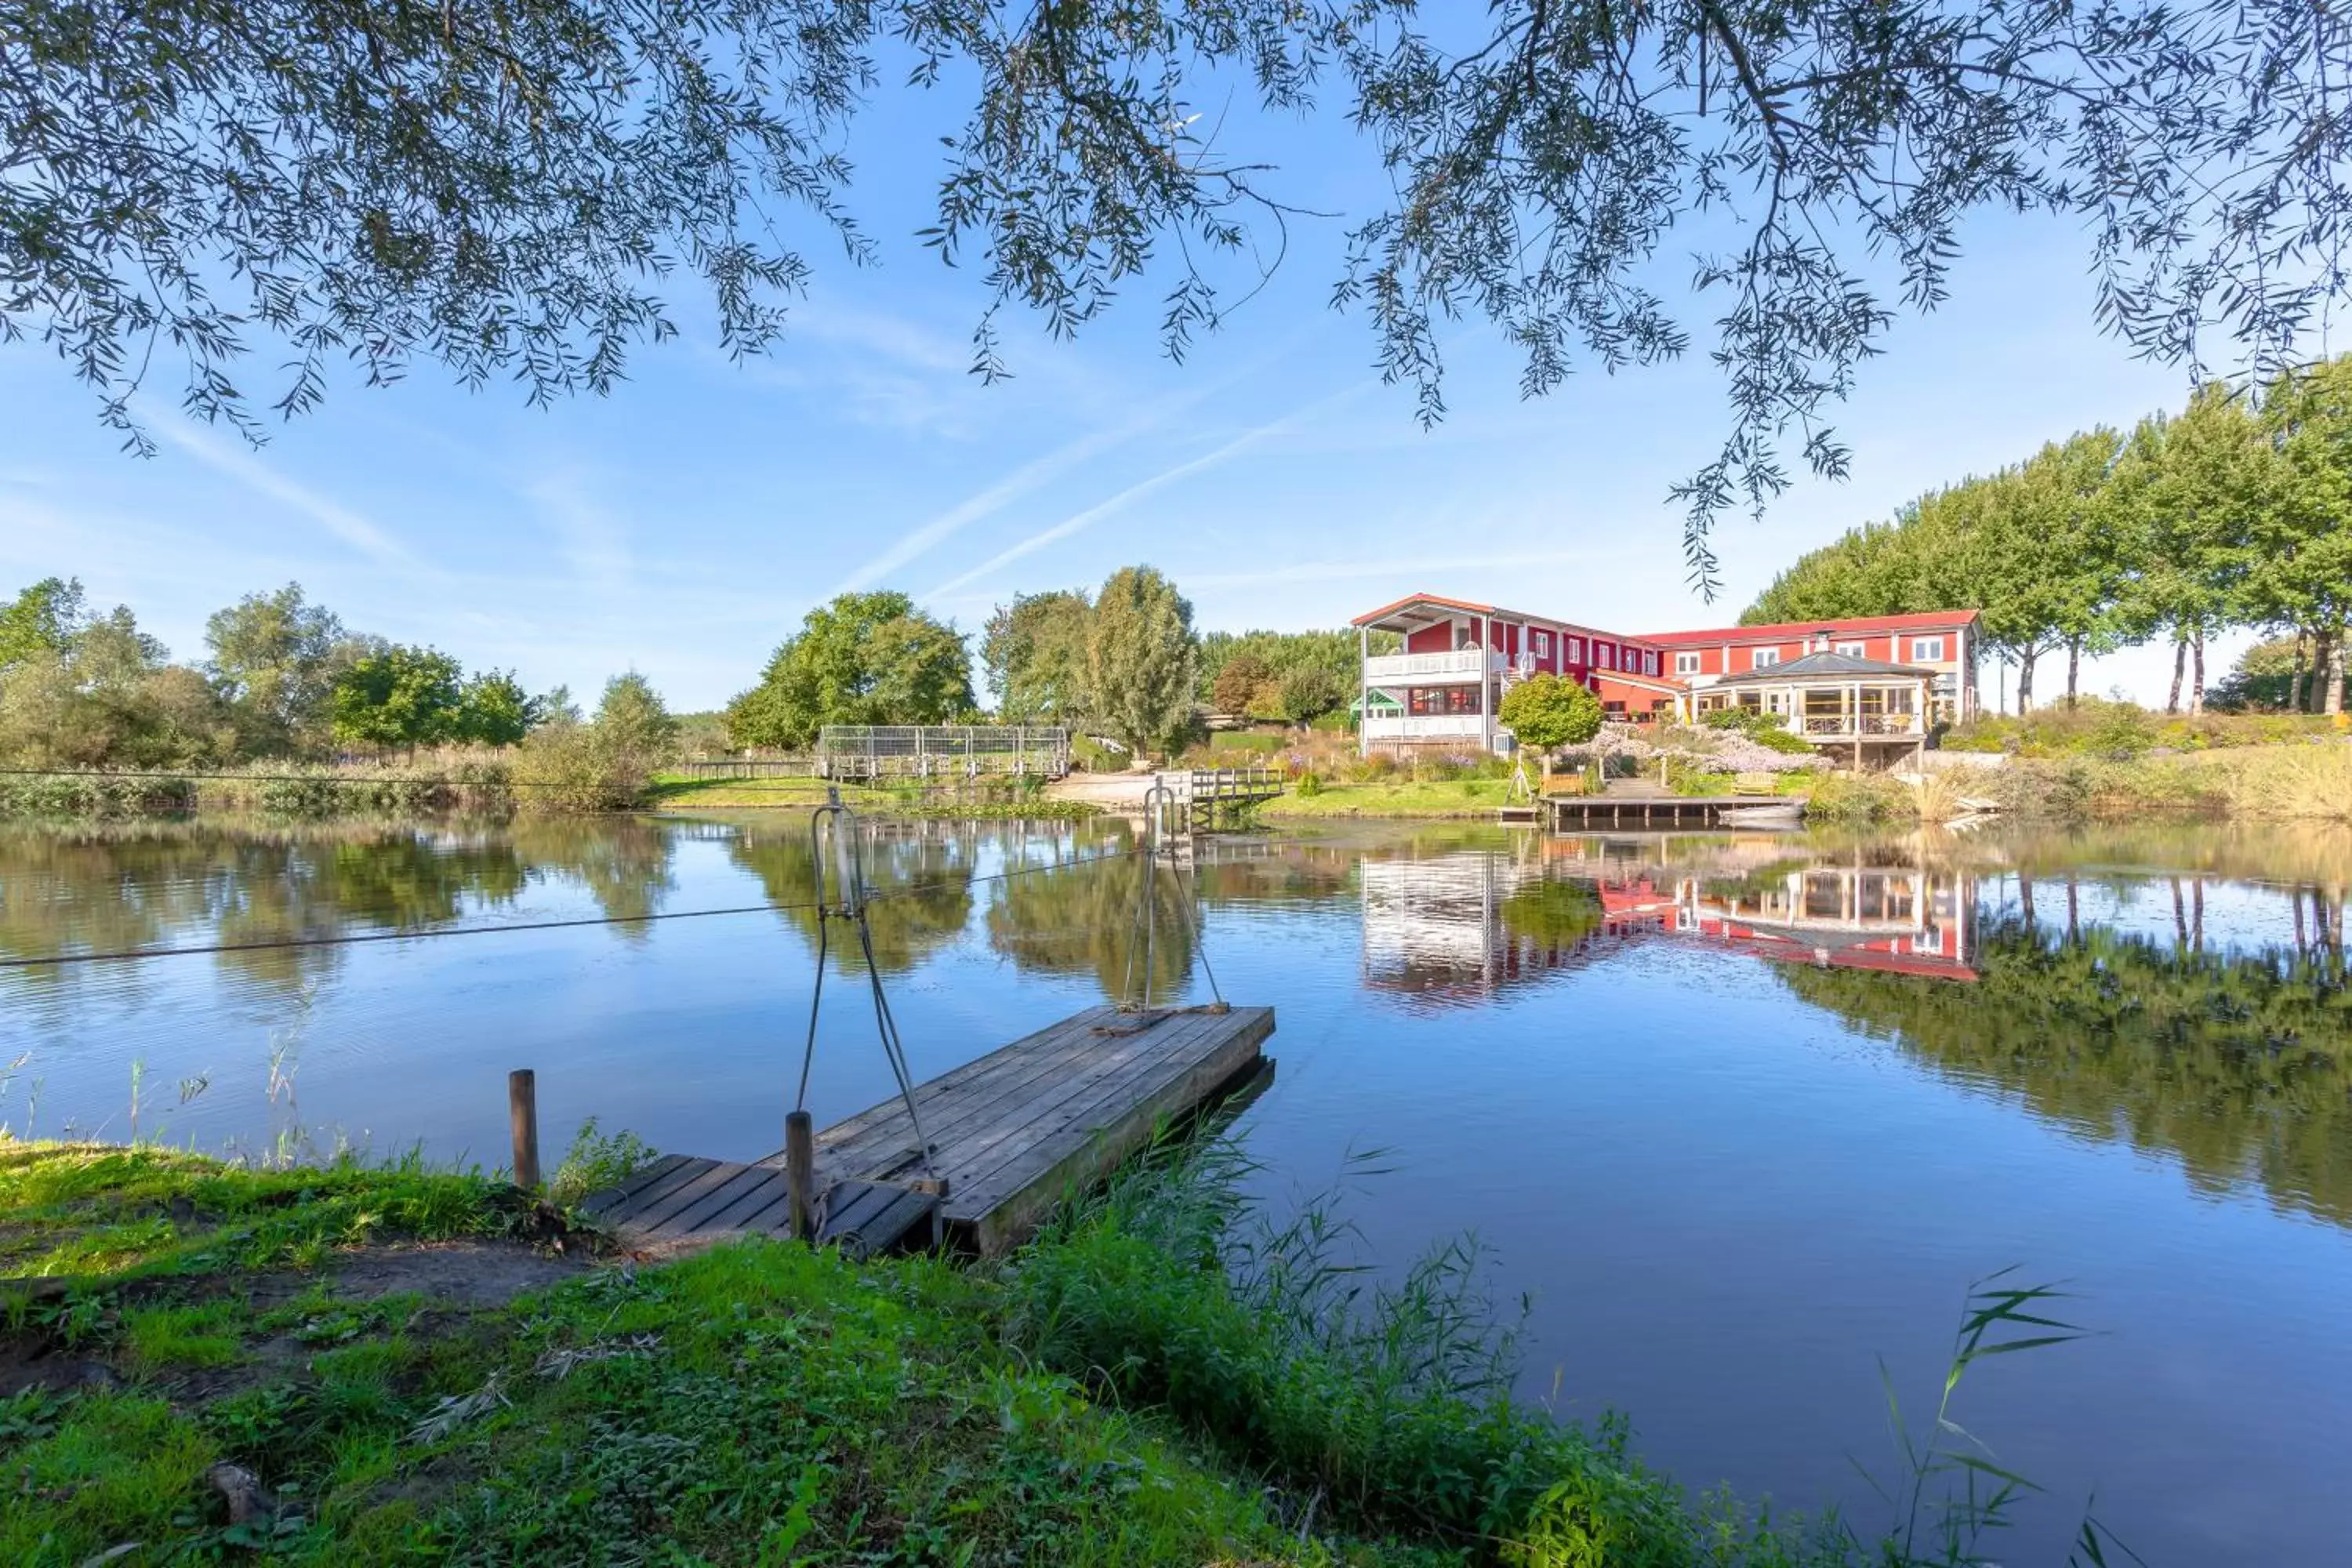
1710, 650, 1937, 687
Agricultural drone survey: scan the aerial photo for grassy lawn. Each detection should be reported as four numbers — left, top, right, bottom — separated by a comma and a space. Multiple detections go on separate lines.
1258, 779, 1516, 819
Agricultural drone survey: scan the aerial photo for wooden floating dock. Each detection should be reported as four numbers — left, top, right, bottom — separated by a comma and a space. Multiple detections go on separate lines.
1543, 794, 1802, 829
590, 1004, 1275, 1257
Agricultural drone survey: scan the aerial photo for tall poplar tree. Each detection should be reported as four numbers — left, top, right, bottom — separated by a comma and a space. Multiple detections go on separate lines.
1085, 567, 1199, 758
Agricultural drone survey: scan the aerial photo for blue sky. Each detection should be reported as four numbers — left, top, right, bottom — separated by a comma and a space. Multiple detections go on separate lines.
0, 83, 2244, 713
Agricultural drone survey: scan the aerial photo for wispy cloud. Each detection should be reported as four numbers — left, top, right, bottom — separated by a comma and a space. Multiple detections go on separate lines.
523, 469, 634, 597
1181, 544, 1642, 590
832, 396, 1188, 594
924, 383, 1371, 601
154, 419, 416, 567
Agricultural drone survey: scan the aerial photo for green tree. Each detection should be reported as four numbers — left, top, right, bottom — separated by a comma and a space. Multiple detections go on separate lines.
0, 578, 87, 670
727, 593, 975, 750
594, 672, 680, 759
1274, 666, 1345, 723
2250, 357, 2352, 715
330, 645, 465, 756
1210, 654, 1272, 716
981, 590, 1093, 720
2107, 390, 2262, 713
0, 604, 233, 768
1085, 567, 1198, 757
201, 583, 355, 755
456, 671, 540, 746
1497, 673, 1604, 781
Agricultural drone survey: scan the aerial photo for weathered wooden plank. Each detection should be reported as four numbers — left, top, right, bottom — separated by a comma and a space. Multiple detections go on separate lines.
806, 1007, 1180, 1178
960, 1008, 1272, 1252
820, 1009, 1232, 1197
650, 1163, 776, 1238
913, 1010, 1236, 1198
625, 1158, 754, 1233
951, 1010, 1271, 1217
581, 1152, 692, 1216
808, 1007, 1111, 1152
809, 1008, 1123, 1169
702, 1174, 795, 1237
611, 1154, 728, 1219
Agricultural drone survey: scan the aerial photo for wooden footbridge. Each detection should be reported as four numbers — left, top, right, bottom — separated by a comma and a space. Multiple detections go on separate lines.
587, 1003, 1276, 1257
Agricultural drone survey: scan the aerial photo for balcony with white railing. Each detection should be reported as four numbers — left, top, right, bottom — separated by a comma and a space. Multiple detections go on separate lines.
1797, 711, 1923, 738
1363, 648, 1503, 684
1363, 713, 1486, 742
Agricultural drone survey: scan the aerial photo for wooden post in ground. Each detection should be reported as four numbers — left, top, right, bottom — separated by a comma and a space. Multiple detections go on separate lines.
508, 1069, 540, 1191
784, 1110, 816, 1241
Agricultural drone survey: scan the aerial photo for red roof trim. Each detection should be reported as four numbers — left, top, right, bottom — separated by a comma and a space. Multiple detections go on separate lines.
1639, 611, 1980, 644
1351, 593, 1664, 650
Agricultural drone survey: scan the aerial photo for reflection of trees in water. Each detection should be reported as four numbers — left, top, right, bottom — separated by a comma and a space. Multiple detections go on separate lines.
1779, 899, 2352, 1227
1497, 878, 1605, 948
986, 852, 1197, 1003
0, 821, 532, 991
508, 816, 676, 931
0, 818, 693, 996
728, 825, 976, 975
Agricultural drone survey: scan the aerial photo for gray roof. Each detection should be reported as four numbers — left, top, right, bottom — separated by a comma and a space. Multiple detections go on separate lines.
1709, 650, 1938, 687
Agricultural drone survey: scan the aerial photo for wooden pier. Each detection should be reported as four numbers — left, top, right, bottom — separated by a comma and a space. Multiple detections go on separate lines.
1542, 794, 1802, 829
588, 1004, 1275, 1257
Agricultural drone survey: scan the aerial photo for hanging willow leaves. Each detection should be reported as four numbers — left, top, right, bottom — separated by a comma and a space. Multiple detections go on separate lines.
8, 0, 2350, 583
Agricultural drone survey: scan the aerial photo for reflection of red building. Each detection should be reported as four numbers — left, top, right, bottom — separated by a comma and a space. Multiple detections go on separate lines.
1360, 849, 1978, 1005
1662, 865, 1977, 979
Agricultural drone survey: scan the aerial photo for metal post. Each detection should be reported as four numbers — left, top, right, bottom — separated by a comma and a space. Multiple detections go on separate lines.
508, 1069, 540, 1191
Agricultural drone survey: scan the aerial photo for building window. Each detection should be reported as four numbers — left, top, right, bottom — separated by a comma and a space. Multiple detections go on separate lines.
1675, 651, 1702, 675
1911, 636, 1946, 662
1407, 686, 1482, 716
1835, 641, 1866, 657
1595, 643, 1614, 670
1563, 636, 1582, 663
1644, 650, 1659, 675
1751, 648, 1781, 669
1533, 630, 1552, 659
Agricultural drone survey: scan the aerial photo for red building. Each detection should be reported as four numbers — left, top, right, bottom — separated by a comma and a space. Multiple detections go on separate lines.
1352, 593, 1980, 754
1639, 611, 1980, 723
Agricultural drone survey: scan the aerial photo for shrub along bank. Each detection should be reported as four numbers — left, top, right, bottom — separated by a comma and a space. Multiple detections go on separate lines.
0, 1136, 2090, 1567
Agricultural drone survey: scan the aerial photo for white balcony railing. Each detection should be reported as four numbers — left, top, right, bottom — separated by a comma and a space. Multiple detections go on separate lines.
1363, 713, 1486, 740
1363, 649, 1502, 684
1798, 712, 1923, 737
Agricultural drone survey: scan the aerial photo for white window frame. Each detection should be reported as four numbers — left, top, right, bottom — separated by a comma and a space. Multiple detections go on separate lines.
1751, 648, 1781, 669
1563, 636, 1583, 663
1911, 636, 1946, 662
1674, 651, 1702, 676
1595, 643, 1614, 670
1644, 650, 1659, 675
1532, 630, 1552, 659
1835, 641, 1867, 658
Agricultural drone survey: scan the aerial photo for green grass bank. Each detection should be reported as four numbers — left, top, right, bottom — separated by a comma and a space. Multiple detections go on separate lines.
0, 1138, 2082, 1566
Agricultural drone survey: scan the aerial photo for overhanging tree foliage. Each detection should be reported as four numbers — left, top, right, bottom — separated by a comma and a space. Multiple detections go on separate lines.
13, 0, 2351, 580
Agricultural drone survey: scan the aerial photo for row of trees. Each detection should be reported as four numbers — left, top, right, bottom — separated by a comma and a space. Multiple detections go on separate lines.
1198, 630, 1363, 724
0, 578, 669, 768
734, 568, 1207, 757
1747, 357, 2352, 714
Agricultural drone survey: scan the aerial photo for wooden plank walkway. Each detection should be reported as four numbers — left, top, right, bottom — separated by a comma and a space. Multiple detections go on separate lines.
583, 1160, 939, 1258
589, 1004, 1274, 1257
1544, 794, 1801, 829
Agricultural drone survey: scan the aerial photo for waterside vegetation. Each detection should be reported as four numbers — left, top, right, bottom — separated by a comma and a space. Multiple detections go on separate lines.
0, 1135, 2118, 1567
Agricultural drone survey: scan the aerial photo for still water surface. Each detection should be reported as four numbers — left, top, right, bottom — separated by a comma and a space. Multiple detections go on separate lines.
4, 813, 2350, 1563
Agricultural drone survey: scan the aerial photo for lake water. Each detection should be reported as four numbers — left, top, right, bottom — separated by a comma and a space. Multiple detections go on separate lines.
4, 811, 2349, 1563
